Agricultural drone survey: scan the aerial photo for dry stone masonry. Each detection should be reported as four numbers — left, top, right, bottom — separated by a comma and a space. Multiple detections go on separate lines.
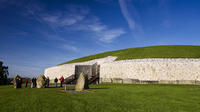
44, 56, 200, 85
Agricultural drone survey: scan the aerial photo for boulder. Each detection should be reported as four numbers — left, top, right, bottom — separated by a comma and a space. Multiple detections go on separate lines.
75, 73, 85, 91
36, 75, 46, 88
13, 75, 21, 88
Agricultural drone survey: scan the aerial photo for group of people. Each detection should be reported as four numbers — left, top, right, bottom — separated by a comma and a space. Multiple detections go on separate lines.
54, 76, 64, 87
29, 77, 37, 88
24, 77, 37, 88
23, 76, 64, 88
25, 77, 50, 88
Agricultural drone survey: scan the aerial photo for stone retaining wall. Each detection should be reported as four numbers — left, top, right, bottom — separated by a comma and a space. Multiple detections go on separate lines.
44, 57, 200, 85
100, 78, 200, 85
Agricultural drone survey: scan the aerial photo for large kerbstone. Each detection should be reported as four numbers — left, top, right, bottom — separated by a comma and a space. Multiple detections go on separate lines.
159, 80, 178, 84
177, 80, 196, 85
140, 80, 159, 84
132, 79, 140, 84
75, 73, 85, 91
123, 78, 133, 84
36, 75, 46, 88
101, 78, 112, 83
112, 78, 123, 83
196, 80, 200, 85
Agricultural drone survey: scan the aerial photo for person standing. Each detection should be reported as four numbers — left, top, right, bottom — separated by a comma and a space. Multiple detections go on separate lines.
59, 76, 64, 87
31, 78, 34, 88
16, 78, 19, 88
46, 77, 50, 88
18, 78, 22, 88
33, 77, 36, 88
34, 78, 37, 87
32, 78, 35, 88
32, 78, 36, 88
54, 77, 58, 87
25, 78, 28, 88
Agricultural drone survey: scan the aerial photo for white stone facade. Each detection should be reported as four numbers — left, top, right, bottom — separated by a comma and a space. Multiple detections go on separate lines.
44, 56, 117, 81
44, 56, 200, 84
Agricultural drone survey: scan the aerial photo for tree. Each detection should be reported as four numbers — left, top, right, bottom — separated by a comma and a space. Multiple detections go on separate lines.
0, 61, 9, 85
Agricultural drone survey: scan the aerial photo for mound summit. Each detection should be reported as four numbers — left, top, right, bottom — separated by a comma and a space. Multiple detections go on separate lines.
60, 45, 200, 65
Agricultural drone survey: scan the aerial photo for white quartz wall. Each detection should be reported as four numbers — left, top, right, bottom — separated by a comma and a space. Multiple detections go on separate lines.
44, 56, 117, 79
44, 64, 75, 80
44, 57, 200, 81
100, 59, 200, 81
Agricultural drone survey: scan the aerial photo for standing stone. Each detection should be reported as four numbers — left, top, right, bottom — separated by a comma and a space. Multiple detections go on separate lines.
13, 75, 21, 88
75, 73, 85, 91
36, 75, 46, 88
75, 73, 90, 91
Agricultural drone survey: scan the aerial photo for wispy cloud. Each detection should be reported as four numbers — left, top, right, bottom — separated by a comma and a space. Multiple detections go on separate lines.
28, 5, 125, 43
88, 23, 107, 32
98, 28, 125, 43
67, 16, 125, 43
40, 6, 89, 27
118, 0, 135, 31
40, 31, 66, 42
118, 0, 145, 42
61, 45, 78, 52
11, 1, 126, 44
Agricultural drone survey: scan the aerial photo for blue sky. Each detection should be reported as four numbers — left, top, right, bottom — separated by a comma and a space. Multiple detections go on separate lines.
1, 0, 200, 77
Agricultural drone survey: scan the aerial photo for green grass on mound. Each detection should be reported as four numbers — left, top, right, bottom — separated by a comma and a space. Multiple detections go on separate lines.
0, 84, 200, 112
60, 45, 200, 65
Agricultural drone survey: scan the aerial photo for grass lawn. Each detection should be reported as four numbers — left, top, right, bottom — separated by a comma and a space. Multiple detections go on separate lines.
0, 84, 200, 112
60, 45, 200, 65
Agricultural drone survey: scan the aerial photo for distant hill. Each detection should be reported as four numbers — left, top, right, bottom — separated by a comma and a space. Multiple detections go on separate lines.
60, 45, 200, 65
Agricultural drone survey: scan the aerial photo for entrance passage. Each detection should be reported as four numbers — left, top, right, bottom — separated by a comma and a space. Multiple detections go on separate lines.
75, 63, 100, 84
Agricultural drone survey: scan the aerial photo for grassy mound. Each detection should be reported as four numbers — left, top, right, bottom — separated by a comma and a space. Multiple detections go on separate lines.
60, 45, 200, 65
0, 84, 200, 112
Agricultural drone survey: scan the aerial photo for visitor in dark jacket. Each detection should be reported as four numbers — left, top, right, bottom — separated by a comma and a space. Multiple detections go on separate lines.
34, 78, 37, 87
46, 77, 50, 88
54, 77, 58, 87
16, 78, 19, 88
32, 78, 35, 88
32, 78, 37, 88
18, 78, 22, 88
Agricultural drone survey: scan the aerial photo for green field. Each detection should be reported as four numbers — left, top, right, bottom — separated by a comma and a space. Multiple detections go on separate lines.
60, 45, 200, 65
0, 84, 200, 112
